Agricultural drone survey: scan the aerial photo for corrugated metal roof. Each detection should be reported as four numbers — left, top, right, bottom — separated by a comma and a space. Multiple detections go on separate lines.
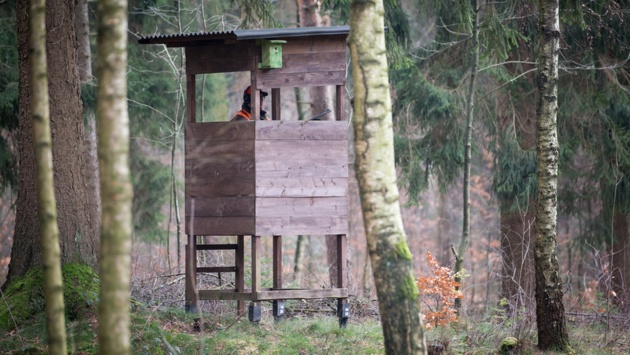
138, 26, 350, 46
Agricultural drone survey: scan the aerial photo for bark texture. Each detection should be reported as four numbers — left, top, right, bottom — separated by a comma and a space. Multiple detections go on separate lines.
96, 0, 132, 352
8, 0, 97, 286
533, 0, 570, 351
29, 0, 67, 352
349, 0, 426, 353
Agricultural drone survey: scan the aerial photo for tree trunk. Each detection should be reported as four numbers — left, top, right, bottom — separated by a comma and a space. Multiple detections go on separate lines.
75, 0, 102, 240
435, 190, 451, 266
75, 0, 91, 82
610, 211, 629, 312
292, 87, 307, 282
7, 0, 97, 286
454, 0, 480, 309
29, 0, 67, 352
297, 0, 338, 287
349, 1, 426, 353
533, 0, 570, 351
500, 198, 535, 312
74, 0, 101, 239
293, 235, 306, 281
96, 0, 132, 352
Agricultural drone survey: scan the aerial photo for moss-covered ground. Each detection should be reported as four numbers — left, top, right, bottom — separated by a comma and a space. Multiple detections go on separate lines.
0, 300, 628, 354
0, 264, 98, 331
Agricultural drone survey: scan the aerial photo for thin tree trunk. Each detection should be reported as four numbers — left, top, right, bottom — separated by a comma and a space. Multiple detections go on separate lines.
297, 0, 338, 287
454, 0, 480, 309
29, 0, 67, 352
292, 87, 307, 282
75, 0, 102, 240
293, 235, 305, 280
75, 0, 91, 82
533, 0, 570, 351
485, 237, 491, 312
436, 190, 451, 266
500, 198, 535, 312
610, 211, 629, 312
362, 251, 372, 298
349, 0, 426, 353
96, 0, 132, 351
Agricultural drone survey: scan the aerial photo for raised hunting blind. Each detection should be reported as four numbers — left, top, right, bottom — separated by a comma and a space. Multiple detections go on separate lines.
139, 27, 351, 326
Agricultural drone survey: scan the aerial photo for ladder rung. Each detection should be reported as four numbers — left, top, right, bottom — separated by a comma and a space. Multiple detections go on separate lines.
197, 266, 237, 273
196, 244, 238, 251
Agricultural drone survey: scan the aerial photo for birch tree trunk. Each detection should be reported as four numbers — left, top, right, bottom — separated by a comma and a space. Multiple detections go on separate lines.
533, 0, 570, 351
96, 0, 132, 352
349, 0, 426, 353
29, 0, 67, 352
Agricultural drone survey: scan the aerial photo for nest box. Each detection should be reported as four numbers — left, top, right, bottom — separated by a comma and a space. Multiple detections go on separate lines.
257, 39, 287, 69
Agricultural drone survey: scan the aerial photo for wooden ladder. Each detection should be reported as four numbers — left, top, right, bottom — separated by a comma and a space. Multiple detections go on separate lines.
186, 235, 246, 315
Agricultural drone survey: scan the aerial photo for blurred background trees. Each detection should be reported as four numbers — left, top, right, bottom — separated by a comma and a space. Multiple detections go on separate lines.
0, 0, 628, 328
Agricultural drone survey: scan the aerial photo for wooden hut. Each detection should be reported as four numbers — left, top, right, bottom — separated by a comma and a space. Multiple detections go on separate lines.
139, 26, 350, 325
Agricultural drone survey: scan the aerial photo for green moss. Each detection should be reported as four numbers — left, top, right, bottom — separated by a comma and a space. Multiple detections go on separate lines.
394, 241, 413, 261
0, 263, 99, 331
0, 268, 43, 331
398, 274, 420, 301
61, 263, 99, 320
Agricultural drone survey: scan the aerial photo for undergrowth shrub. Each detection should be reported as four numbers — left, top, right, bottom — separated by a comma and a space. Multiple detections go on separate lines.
417, 251, 463, 329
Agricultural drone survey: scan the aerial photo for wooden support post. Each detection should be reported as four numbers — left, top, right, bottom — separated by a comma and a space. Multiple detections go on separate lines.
336, 234, 346, 289
236, 235, 245, 315
184, 77, 196, 313
251, 69, 259, 120
335, 84, 344, 121
251, 235, 261, 295
271, 88, 281, 121
185, 197, 198, 313
185, 234, 197, 313
250, 235, 262, 323
337, 234, 348, 327
273, 234, 284, 321
186, 74, 196, 123
273, 235, 282, 289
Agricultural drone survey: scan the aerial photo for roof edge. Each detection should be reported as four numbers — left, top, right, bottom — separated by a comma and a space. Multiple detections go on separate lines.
138, 26, 350, 46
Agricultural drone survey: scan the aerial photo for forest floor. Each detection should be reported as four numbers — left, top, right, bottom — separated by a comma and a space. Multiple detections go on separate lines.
0, 297, 628, 354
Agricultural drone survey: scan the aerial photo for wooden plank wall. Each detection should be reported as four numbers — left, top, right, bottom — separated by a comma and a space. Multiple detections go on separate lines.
185, 114, 349, 236
185, 121, 256, 235
184, 36, 347, 88
186, 43, 255, 75
254, 121, 349, 235
256, 36, 347, 89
